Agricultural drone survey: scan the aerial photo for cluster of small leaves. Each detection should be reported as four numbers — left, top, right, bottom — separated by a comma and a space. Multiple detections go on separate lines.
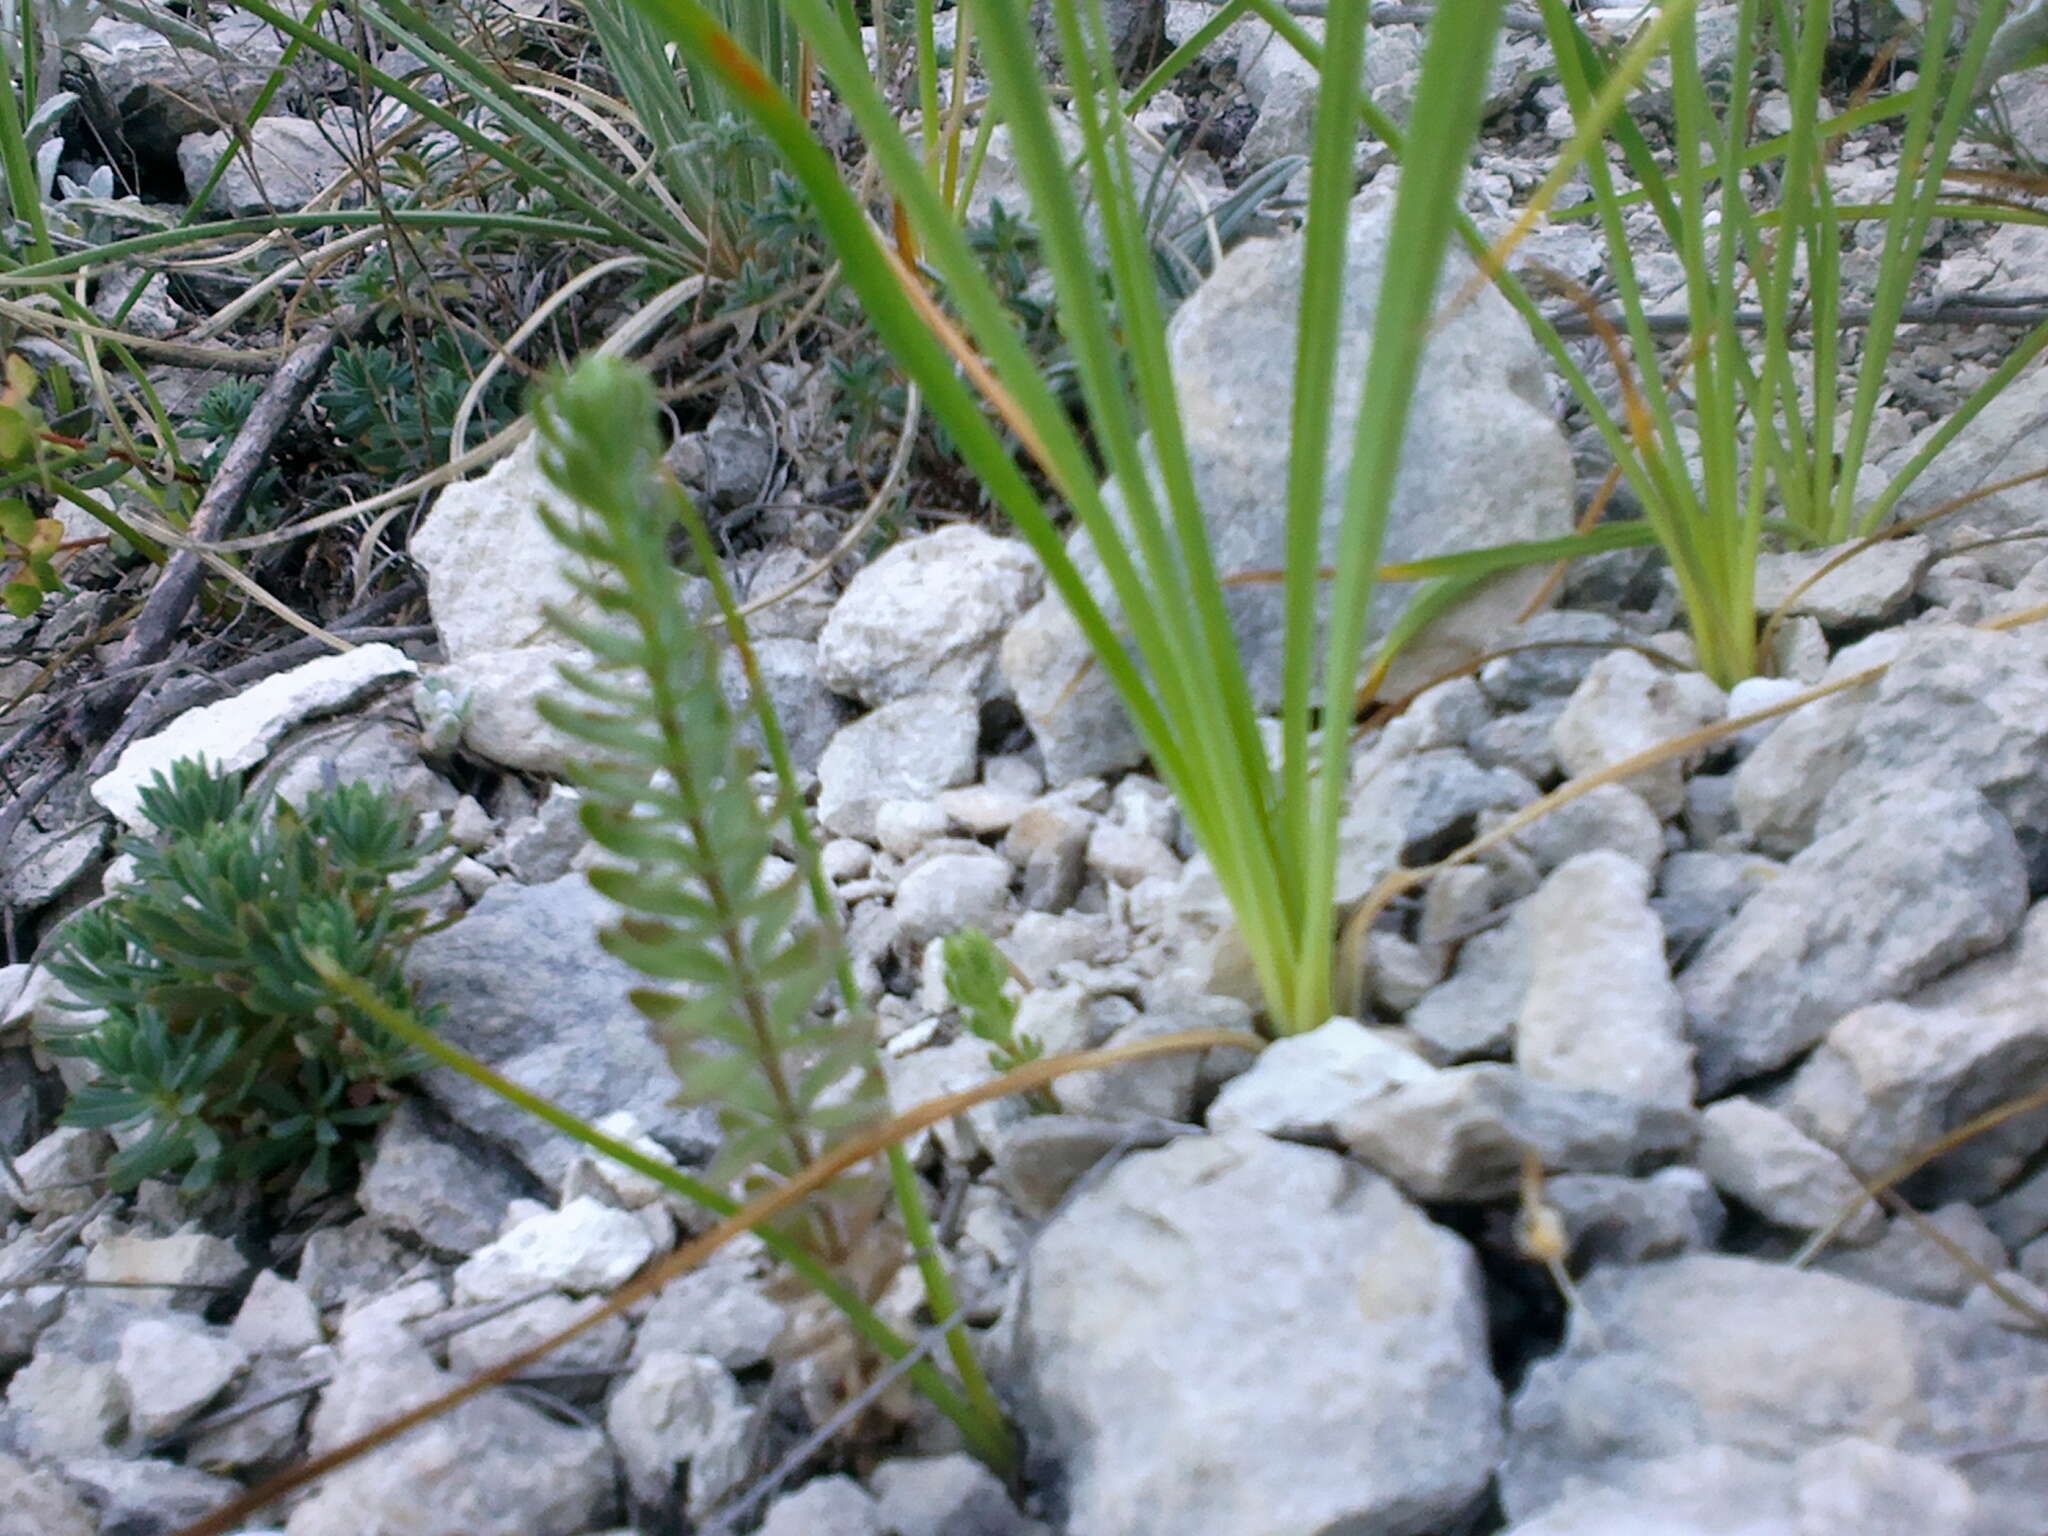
965, 199, 1059, 355
189, 376, 283, 525
940, 929, 1054, 1112
532, 356, 880, 1193
42, 761, 454, 1194
0, 354, 66, 617
320, 329, 522, 481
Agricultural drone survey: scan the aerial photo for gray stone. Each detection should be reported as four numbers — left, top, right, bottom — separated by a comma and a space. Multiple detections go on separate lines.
452, 1196, 656, 1303
115, 1315, 249, 1439
721, 636, 850, 773
735, 545, 836, 642
10, 1126, 110, 1216
1205, 1016, 1430, 1142
1376, 676, 1492, 757
1731, 631, 1903, 856
872, 798, 951, 858
999, 186, 1575, 783
293, 1221, 410, 1312
2024, 1232, 2048, 1290
91, 645, 417, 830
492, 783, 588, 884
1516, 852, 1693, 1108
1652, 850, 1780, 966
84, 1231, 249, 1311
444, 1292, 631, 1395
818, 526, 1041, 706
891, 850, 1016, 946
405, 875, 714, 1190
1052, 999, 1253, 1124
937, 784, 1033, 837
1498, 1441, 1985, 1536
1774, 913, 2048, 1205
1477, 611, 1633, 708
1499, 1255, 2048, 1532
1551, 652, 1726, 817
335, 1277, 446, 1350
1028, 0, 1163, 77
1815, 622, 2048, 880
1362, 929, 1444, 1013
359, 1100, 527, 1257
0, 819, 106, 910
4, 1349, 126, 1459
433, 646, 585, 777
1004, 803, 1093, 912
184, 1351, 317, 1472
1469, 702, 1564, 782
1544, 1169, 1724, 1268
1507, 784, 1664, 877
1011, 1134, 1500, 1536
560, 1108, 687, 1212
1878, 352, 2048, 539
1751, 536, 1932, 627
1406, 914, 1528, 1062
1679, 786, 2028, 1096
288, 1327, 612, 1536
1985, 1162, 2048, 1250
1960, 1267, 2048, 1333
1335, 749, 1538, 904
1001, 912, 1114, 987
870, 1453, 1043, 1536
1337, 1064, 1696, 1203
267, 716, 459, 823
1417, 852, 1539, 948
57, 1457, 240, 1536
1697, 1098, 1884, 1242
632, 1260, 787, 1371
0, 1285, 61, 1372
78, 13, 297, 152
990, 1115, 1188, 1218
0, 1451, 93, 1536
1084, 820, 1180, 887
1723, 674, 1829, 758
1823, 1203, 2011, 1306
757, 1475, 882, 1536
179, 112, 360, 215
606, 1351, 754, 1515
408, 437, 630, 774
816, 692, 980, 840
668, 389, 772, 510
1682, 770, 1742, 850
882, 1035, 1023, 1163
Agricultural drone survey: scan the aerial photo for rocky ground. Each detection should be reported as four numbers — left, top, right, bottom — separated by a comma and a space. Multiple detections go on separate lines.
5, 2, 2048, 1535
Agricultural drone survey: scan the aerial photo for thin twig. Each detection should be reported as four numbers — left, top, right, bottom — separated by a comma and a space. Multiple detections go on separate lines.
60, 318, 360, 758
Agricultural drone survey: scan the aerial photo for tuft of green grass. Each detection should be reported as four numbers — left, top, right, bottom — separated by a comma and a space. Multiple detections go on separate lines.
1534, 0, 2048, 684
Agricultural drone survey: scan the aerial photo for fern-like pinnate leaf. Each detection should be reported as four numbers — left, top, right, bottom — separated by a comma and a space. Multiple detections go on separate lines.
533, 357, 876, 1194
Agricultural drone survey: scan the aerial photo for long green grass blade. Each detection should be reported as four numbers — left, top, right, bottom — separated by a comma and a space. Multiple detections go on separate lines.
1301, 0, 1508, 1027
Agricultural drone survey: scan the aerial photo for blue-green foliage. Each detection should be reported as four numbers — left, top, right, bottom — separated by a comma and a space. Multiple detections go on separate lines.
532, 356, 879, 1192
43, 761, 454, 1193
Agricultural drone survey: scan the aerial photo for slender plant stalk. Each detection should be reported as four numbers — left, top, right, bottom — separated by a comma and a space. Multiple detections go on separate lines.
675, 459, 1011, 1461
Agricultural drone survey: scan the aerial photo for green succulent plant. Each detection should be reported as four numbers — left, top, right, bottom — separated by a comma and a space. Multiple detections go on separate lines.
42, 760, 455, 1194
